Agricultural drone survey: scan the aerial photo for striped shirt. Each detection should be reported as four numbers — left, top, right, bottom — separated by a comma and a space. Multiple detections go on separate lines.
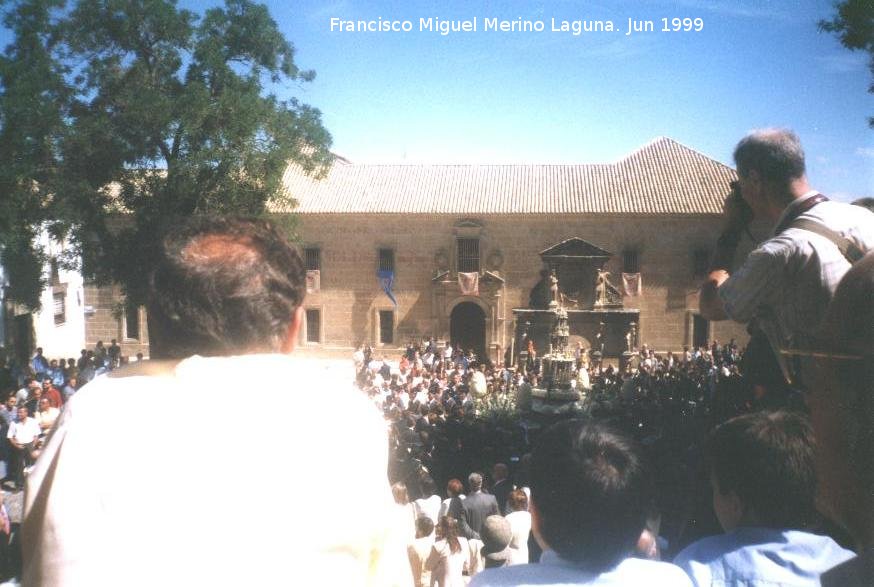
719, 193, 874, 353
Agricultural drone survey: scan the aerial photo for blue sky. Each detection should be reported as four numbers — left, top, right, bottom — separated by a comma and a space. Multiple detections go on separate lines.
257, 0, 872, 201
4, 0, 872, 200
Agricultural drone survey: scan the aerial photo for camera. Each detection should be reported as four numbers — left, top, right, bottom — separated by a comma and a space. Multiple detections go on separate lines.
729, 180, 754, 227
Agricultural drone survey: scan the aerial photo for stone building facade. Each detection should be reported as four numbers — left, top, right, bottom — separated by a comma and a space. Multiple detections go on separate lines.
284, 137, 752, 361
15, 136, 752, 362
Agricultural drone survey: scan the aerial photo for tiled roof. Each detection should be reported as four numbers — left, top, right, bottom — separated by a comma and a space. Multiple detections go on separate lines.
277, 137, 736, 215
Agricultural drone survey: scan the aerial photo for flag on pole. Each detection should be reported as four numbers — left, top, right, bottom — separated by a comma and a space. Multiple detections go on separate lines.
377, 270, 397, 306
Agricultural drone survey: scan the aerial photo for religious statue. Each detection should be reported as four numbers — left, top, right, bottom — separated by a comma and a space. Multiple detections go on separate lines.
595, 268, 611, 306
549, 270, 560, 306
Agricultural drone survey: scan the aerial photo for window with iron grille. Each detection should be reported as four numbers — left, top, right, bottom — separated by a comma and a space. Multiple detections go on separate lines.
378, 248, 395, 272
125, 302, 140, 340
53, 292, 65, 325
304, 248, 321, 271
305, 309, 321, 343
622, 249, 639, 274
457, 238, 480, 273
379, 310, 394, 345
692, 248, 711, 277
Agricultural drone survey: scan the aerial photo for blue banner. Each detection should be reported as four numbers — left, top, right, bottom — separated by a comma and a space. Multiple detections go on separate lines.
377, 270, 397, 307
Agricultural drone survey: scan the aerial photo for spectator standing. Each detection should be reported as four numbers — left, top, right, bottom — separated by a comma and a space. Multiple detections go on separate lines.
471, 420, 691, 586
22, 216, 410, 586
426, 516, 469, 587
504, 489, 531, 565
490, 463, 513, 514
674, 411, 854, 586
407, 517, 435, 587
460, 472, 500, 540
805, 252, 874, 586
7, 406, 40, 490
699, 129, 874, 390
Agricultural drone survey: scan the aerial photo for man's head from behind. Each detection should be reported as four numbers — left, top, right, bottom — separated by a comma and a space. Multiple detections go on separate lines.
529, 419, 649, 574
733, 128, 807, 212
147, 216, 306, 360
707, 410, 817, 532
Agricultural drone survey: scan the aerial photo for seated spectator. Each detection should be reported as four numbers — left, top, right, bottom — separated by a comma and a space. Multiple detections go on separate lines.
804, 252, 874, 586
7, 406, 40, 490
427, 516, 470, 587
504, 489, 531, 565
674, 411, 855, 586
35, 397, 59, 432
408, 516, 435, 587
471, 420, 691, 586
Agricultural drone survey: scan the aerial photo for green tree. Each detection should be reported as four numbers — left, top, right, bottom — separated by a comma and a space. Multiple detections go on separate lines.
819, 0, 874, 127
0, 0, 71, 308
0, 0, 332, 309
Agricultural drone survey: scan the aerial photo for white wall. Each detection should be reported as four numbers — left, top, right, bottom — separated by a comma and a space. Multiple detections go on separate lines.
32, 232, 86, 360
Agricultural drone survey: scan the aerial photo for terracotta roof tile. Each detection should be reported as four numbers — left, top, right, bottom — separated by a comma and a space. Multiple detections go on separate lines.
276, 137, 736, 215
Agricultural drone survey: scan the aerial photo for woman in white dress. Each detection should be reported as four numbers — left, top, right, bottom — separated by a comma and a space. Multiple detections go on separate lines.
504, 488, 531, 565
426, 516, 469, 587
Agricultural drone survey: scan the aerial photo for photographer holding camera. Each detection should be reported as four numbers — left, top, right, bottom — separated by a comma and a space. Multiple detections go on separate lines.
698, 129, 874, 393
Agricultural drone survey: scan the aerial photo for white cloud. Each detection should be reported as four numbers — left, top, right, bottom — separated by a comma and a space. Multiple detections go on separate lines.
855, 147, 874, 159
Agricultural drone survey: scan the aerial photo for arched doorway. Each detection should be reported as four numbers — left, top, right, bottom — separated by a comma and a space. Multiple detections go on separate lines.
450, 302, 486, 358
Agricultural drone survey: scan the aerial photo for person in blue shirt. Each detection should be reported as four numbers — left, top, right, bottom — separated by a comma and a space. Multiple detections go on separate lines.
674, 410, 855, 586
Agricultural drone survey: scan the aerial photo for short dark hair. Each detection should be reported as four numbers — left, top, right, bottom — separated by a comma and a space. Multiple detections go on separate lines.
708, 410, 817, 528
733, 128, 806, 187
530, 420, 648, 573
147, 216, 306, 359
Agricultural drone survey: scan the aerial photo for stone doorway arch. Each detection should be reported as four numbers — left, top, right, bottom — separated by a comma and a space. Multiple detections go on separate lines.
449, 301, 486, 358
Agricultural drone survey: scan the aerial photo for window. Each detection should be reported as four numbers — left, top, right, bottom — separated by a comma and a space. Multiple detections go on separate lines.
622, 249, 639, 274
692, 248, 711, 277
305, 309, 321, 343
304, 247, 321, 271
50, 259, 61, 285
457, 238, 480, 272
53, 292, 65, 325
378, 248, 395, 272
379, 310, 394, 345
125, 302, 140, 340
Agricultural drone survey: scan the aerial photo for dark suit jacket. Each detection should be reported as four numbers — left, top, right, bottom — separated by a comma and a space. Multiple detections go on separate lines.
460, 491, 499, 540
491, 479, 514, 514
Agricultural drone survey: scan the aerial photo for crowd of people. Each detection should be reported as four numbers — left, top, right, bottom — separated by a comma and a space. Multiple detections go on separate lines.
353, 332, 832, 584
0, 127, 870, 586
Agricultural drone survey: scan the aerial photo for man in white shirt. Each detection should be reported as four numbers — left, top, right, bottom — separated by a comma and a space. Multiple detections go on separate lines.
23, 216, 409, 586
8, 406, 40, 490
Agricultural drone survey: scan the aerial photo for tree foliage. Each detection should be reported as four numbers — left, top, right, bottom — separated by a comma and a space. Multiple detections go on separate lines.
0, 0, 332, 308
819, 0, 874, 128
